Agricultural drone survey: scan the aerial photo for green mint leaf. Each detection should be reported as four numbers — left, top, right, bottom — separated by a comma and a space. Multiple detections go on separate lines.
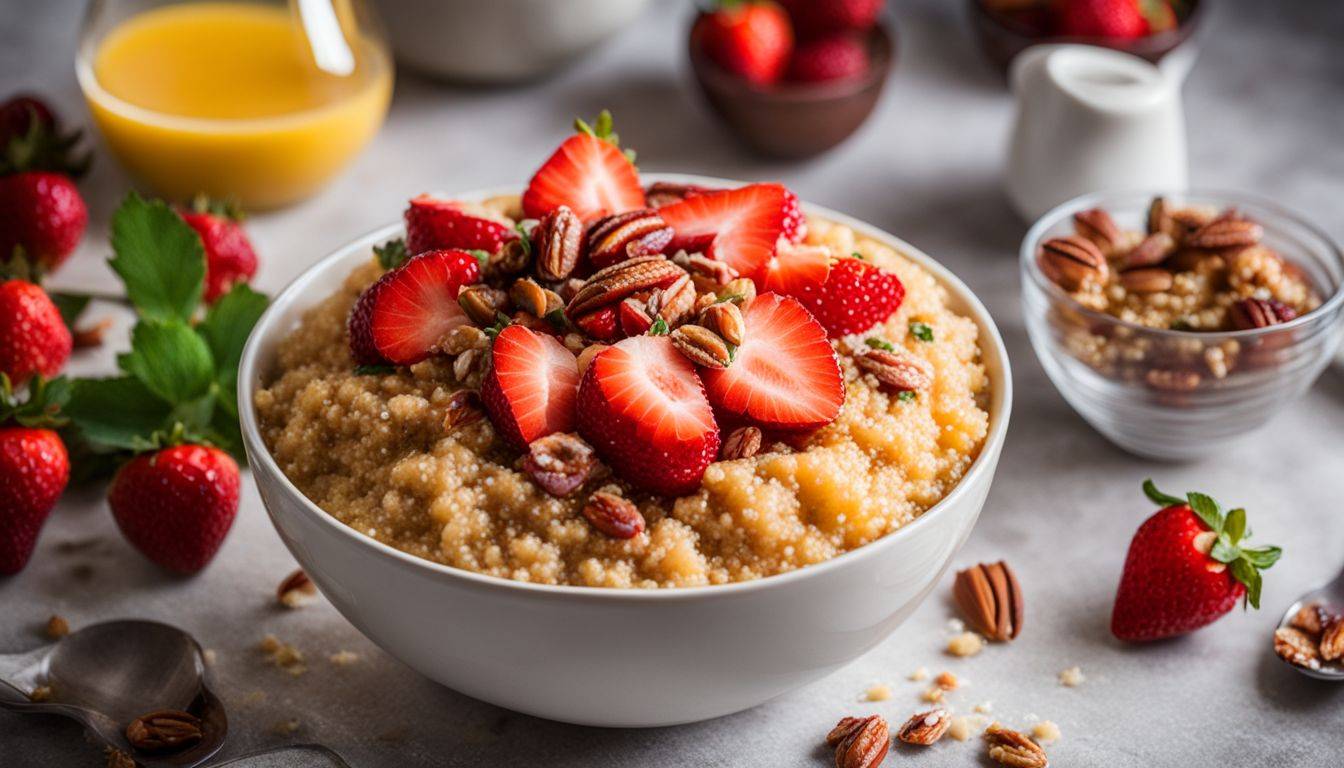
197, 283, 268, 412
48, 292, 90, 331
865, 337, 895, 352
648, 317, 669, 336
897, 391, 917, 402
354, 364, 395, 376
65, 376, 174, 450
909, 321, 934, 342
1185, 492, 1224, 534
374, 238, 409, 270
117, 319, 215, 404
1240, 546, 1283, 569
109, 192, 205, 322
1224, 508, 1247, 545
1142, 479, 1186, 507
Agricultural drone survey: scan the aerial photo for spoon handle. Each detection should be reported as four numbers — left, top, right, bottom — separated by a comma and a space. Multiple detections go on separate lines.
0, 645, 50, 698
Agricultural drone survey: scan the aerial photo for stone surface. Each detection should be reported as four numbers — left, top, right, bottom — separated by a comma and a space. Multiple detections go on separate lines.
2, 0, 1342, 765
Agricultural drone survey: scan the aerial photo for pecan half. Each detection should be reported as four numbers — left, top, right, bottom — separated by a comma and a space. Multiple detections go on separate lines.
586, 209, 674, 270
1321, 617, 1344, 661
582, 487, 645, 539
856, 349, 932, 393
985, 723, 1047, 768
565, 256, 684, 319
276, 569, 317, 608
458, 285, 509, 326
533, 205, 585, 281
125, 710, 203, 754
699, 301, 745, 346
720, 426, 762, 461
896, 708, 951, 746
1186, 219, 1263, 250
1037, 236, 1108, 291
953, 561, 1023, 642
1274, 627, 1321, 669
1073, 208, 1122, 252
1119, 268, 1173, 294
509, 277, 554, 318
444, 389, 484, 431
1289, 602, 1334, 637
1121, 233, 1176, 270
829, 715, 889, 768
1229, 298, 1290, 330
522, 433, 596, 498
670, 324, 732, 369
717, 277, 757, 305
1147, 196, 1178, 239
647, 273, 697, 327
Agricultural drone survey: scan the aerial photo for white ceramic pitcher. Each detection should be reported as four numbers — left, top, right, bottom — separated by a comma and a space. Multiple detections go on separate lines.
1005, 44, 1196, 222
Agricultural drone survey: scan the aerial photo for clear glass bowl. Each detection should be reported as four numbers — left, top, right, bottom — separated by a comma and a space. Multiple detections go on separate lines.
1021, 190, 1344, 460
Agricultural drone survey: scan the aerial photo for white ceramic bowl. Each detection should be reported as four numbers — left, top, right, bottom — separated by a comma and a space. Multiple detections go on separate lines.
238, 176, 1013, 727
373, 0, 651, 83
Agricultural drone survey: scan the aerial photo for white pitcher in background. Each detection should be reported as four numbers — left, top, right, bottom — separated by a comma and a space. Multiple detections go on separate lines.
1005, 44, 1196, 222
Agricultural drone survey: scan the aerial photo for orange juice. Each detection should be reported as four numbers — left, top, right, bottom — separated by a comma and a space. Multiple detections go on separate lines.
79, 2, 393, 209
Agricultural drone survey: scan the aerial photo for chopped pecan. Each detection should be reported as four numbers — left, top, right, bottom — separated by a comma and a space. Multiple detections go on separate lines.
1121, 232, 1177, 270
276, 569, 317, 608
533, 205, 585, 281
45, 614, 69, 639
1073, 208, 1122, 252
675, 251, 739, 289
125, 710, 203, 754
647, 273, 697, 327
953, 561, 1023, 642
1274, 627, 1321, 669
670, 324, 732, 369
1321, 617, 1344, 661
582, 487, 645, 539
565, 256, 685, 319
720, 426, 762, 461
1186, 219, 1263, 250
487, 239, 531, 278
856, 349, 932, 393
1229, 298, 1291, 330
985, 723, 1047, 768
522, 433, 597, 498
1037, 236, 1108, 291
699, 301, 745, 346
1289, 602, 1334, 637
458, 285, 509, 326
896, 708, 951, 746
829, 714, 889, 768
444, 390, 484, 431
1119, 268, 1173, 294
452, 348, 483, 381
509, 277, 551, 318
717, 277, 757, 305
586, 209, 674, 270
440, 325, 488, 355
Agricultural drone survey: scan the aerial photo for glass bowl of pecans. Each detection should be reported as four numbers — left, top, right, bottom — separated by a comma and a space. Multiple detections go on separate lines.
1021, 190, 1344, 460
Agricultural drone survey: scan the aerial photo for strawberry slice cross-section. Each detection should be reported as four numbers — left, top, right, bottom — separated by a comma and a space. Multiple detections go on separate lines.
522, 113, 646, 222
404, 195, 518, 255
347, 248, 481, 366
577, 335, 720, 496
481, 324, 580, 450
658, 183, 789, 279
701, 293, 844, 431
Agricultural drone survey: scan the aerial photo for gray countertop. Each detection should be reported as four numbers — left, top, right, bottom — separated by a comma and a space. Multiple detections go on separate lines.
3, 0, 1342, 765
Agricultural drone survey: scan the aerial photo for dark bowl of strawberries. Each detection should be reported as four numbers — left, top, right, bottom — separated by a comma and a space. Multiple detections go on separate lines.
688, 0, 895, 159
969, 0, 1205, 75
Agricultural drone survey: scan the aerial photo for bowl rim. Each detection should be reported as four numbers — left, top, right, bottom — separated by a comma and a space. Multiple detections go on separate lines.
238, 173, 1013, 603
968, 0, 1206, 52
1019, 188, 1344, 340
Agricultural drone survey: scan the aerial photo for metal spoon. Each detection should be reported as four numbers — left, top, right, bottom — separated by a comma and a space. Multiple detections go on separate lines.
0, 620, 226, 766
1275, 563, 1344, 680
215, 745, 352, 767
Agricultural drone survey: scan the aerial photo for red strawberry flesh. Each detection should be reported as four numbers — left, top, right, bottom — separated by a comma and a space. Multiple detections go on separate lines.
658, 183, 788, 279
522, 133, 646, 222
797, 256, 904, 338
405, 195, 517, 255
348, 249, 480, 366
481, 325, 580, 450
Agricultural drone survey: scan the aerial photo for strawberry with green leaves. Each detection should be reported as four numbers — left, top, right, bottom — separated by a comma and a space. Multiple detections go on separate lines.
0, 374, 70, 575
177, 195, 259, 304
1111, 480, 1282, 642
522, 111, 646, 223
0, 93, 90, 273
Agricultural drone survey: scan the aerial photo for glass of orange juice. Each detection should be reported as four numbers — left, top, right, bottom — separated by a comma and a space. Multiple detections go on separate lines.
77, 0, 394, 209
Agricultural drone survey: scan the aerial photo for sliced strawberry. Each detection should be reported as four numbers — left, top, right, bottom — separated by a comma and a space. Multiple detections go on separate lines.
618, 297, 653, 337
658, 183, 788, 278
348, 249, 480, 365
577, 335, 720, 496
781, 187, 806, 243
797, 256, 904, 338
404, 195, 517, 255
521, 117, 645, 222
701, 293, 843, 431
758, 238, 831, 300
481, 325, 580, 450
574, 306, 619, 341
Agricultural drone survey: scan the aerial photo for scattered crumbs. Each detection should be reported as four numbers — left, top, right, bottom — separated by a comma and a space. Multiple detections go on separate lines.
202, 649, 218, 666
946, 632, 984, 658
329, 650, 361, 667
45, 615, 69, 640
864, 683, 893, 702
908, 666, 930, 682
1032, 720, 1062, 743
920, 686, 944, 703
947, 716, 974, 742
934, 671, 959, 691
946, 618, 965, 634
29, 685, 53, 702
1059, 666, 1085, 687
974, 701, 994, 715
105, 746, 137, 768
277, 569, 318, 609
271, 719, 302, 736
260, 634, 306, 676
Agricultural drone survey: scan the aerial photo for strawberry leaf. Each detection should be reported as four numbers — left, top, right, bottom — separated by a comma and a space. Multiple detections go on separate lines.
1208, 540, 1239, 564
1230, 558, 1262, 609
197, 283, 268, 413
1224, 507, 1247, 545
48, 292, 90, 331
1240, 546, 1282, 569
109, 192, 205, 323
1185, 492, 1223, 534
1142, 478, 1185, 508
65, 377, 174, 450
374, 238, 409, 270
117, 319, 215, 404
0, 373, 69, 428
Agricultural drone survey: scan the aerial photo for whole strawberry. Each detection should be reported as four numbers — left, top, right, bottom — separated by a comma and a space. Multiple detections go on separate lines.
696, 1, 795, 86
178, 197, 259, 304
0, 172, 88, 272
0, 278, 72, 384
1054, 0, 1149, 38
0, 374, 70, 575
0, 94, 57, 148
109, 444, 241, 575
1112, 480, 1282, 642
786, 33, 870, 83
795, 255, 904, 337
778, 0, 885, 37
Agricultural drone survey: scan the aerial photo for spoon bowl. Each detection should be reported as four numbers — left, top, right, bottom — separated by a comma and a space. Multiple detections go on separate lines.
1275, 566, 1344, 680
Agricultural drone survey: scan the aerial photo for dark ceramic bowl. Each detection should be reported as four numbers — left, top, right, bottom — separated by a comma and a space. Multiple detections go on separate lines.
687, 16, 895, 159
968, 0, 1205, 75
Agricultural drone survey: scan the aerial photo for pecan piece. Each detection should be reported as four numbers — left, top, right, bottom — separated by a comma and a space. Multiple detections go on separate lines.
720, 426, 762, 461
444, 389, 484, 431
458, 285, 509, 326
487, 239, 532, 278
276, 568, 317, 608
440, 325, 488, 355
670, 324, 732, 369
1186, 219, 1263, 250
1121, 233, 1176, 270
1274, 627, 1321, 669
1229, 298, 1290, 330
1321, 617, 1344, 662
522, 433, 597, 498
72, 318, 112, 349
45, 614, 69, 639
509, 277, 554, 318
1073, 208, 1122, 252
675, 251, 738, 290
717, 277, 757, 305
856, 349, 932, 393
533, 205, 585, 281
1147, 196, 1179, 239
565, 256, 684, 319
586, 209, 674, 270
647, 273, 697, 327
985, 723, 1047, 768
1119, 267, 1173, 294
699, 301, 745, 346
953, 561, 1023, 642
1289, 602, 1334, 637
125, 710, 203, 754
829, 714, 889, 768
582, 487, 645, 539
896, 708, 951, 746
1037, 236, 1108, 291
